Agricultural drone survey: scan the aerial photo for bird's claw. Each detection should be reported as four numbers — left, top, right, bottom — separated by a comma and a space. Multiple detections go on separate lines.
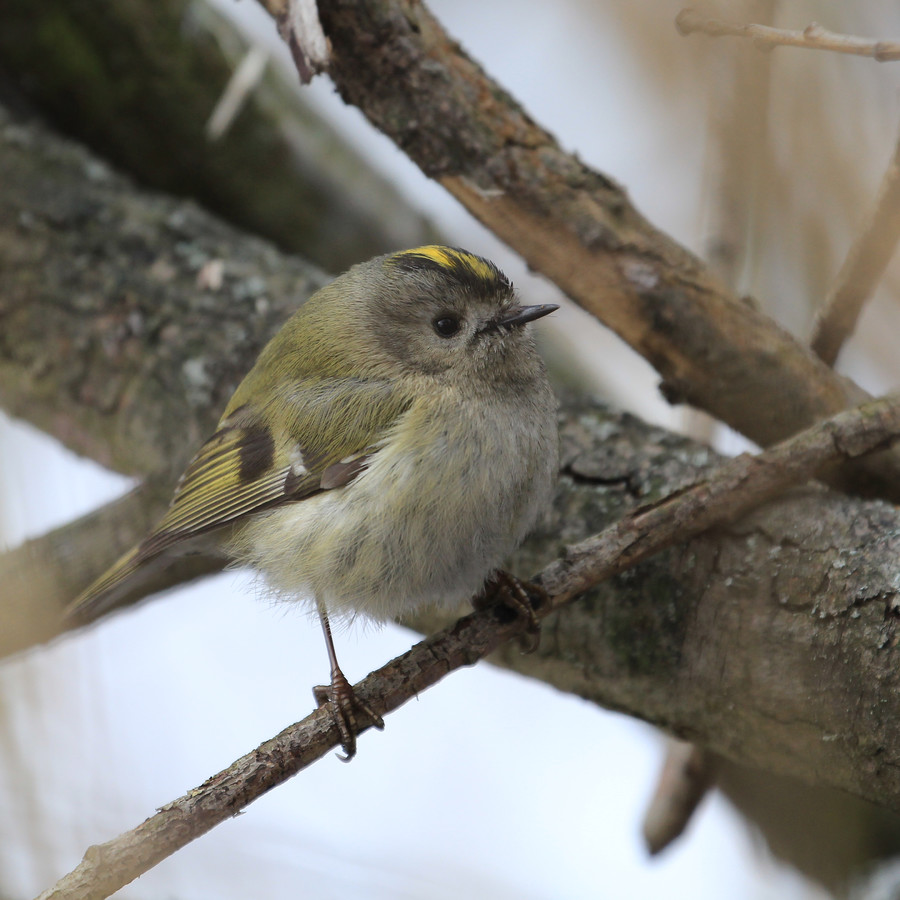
476, 570, 546, 653
313, 668, 384, 761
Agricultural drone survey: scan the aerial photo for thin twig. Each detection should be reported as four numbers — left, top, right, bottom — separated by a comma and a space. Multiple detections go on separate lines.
811, 124, 900, 366
35, 393, 900, 900
676, 8, 900, 61
701, 1, 776, 286
206, 46, 269, 141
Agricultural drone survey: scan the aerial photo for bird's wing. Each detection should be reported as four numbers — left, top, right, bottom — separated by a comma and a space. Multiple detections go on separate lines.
68, 378, 411, 619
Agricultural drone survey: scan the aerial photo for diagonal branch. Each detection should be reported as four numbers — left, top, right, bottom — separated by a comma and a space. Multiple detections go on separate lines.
34, 393, 900, 900
810, 123, 900, 366
267, 0, 900, 501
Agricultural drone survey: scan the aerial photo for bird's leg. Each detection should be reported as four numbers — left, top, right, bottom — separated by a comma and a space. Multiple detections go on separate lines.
312, 603, 385, 761
474, 570, 546, 653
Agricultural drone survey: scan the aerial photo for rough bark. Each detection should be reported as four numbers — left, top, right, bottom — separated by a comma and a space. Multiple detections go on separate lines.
504, 425, 900, 809
0, 100, 330, 478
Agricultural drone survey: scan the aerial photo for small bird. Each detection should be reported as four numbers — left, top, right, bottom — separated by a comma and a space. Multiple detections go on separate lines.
69, 245, 559, 757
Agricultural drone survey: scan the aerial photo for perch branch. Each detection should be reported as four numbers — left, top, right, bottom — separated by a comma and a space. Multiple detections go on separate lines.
34, 393, 900, 900
676, 8, 900, 61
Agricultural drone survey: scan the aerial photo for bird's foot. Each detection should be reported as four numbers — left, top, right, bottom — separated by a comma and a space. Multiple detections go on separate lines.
313, 667, 384, 761
475, 570, 547, 653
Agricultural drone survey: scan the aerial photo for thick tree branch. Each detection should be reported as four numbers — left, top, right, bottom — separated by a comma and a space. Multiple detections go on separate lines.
288, 0, 900, 503
0, 101, 330, 477
34, 394, 900, 900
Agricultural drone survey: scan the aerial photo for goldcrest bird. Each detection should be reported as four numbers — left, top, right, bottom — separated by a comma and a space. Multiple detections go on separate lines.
69, 245, 559, 757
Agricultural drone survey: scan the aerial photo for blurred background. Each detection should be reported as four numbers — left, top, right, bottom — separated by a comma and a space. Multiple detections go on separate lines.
3, 0, 900, 897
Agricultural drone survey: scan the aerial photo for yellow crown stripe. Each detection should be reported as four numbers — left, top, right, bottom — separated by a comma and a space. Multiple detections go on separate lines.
395, 245, 498, 283
397, 245, 455, 267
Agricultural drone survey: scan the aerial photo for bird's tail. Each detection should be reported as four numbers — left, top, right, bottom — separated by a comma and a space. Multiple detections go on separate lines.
66, 544, 149, 622
67, 529, 225, 624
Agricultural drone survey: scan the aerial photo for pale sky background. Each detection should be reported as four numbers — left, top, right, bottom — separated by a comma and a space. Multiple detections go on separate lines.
4, 1, 900, 898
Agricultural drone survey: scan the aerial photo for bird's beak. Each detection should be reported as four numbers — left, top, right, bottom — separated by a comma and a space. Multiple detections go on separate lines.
494, 304, 559, 329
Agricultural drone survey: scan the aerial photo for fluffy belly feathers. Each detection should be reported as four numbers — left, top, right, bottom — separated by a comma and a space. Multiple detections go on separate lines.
231, 393, 556, 622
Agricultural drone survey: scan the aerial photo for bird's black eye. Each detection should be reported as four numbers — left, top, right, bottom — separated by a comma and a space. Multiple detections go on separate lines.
432, 315, 461, 337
